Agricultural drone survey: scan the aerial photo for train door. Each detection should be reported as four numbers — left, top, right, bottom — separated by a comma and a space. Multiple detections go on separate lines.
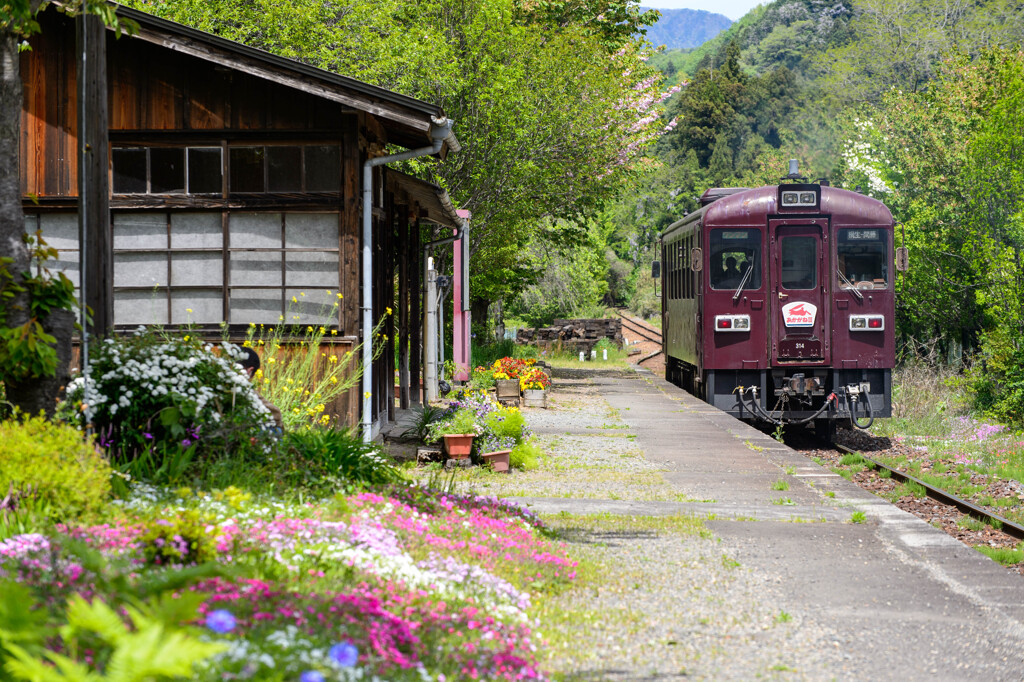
769, 220, 831, 365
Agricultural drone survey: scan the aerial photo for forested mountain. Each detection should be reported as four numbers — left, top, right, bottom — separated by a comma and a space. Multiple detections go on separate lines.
640, 7, 731, 49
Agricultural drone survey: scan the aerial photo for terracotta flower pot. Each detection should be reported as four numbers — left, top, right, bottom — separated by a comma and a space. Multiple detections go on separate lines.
523, 388, 547, 408
481, 450, 511, 473
442, 433, 475, 459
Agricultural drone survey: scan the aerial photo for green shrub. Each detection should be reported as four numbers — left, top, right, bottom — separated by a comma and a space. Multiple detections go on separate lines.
426, 408, 480, 443
0, 414, 111, 521
284, 428, 403, 485
484, 406, 526, 441
510, 437, 542, 470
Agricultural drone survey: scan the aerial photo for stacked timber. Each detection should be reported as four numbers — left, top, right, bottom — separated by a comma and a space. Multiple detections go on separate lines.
516, 318, 622, 353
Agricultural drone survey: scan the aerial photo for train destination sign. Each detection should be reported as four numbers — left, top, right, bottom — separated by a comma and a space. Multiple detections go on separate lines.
782, 301, 817, 327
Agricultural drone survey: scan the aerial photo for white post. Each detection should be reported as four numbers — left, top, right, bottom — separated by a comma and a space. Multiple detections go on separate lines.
425, 261, 438, 402
579, 351, 585, 362
591, 350, 597, 360
603, 349, 608, 360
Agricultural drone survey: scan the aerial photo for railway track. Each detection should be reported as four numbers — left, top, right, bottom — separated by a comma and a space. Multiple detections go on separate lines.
831, 441, 1024, 541
613, 310, 664, 367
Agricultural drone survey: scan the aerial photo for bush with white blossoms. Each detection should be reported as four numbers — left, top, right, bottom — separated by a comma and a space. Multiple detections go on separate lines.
65, 328, 275, 460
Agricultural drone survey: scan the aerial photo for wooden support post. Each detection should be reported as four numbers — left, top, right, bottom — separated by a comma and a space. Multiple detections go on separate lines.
409, 219, 422, 404
397, 204, 410, 410
77, 13, 111, 337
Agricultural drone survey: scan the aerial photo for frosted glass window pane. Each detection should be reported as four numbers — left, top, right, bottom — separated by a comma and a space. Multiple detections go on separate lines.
229, 288, 282, 324
114, 214, 167, 249
170, 213, 222, 248
230, 252, 281, 286
115, 290, 168, 325
285, 251, 336, 288
230, 213, 281, 248
171, 252, 222, 286
114, 252, 168, 287
285, 213, 336, 249
170, 290, 221, 324
285, 288, 336, 325
43, 250, 80, 289
37, 213, 79, 250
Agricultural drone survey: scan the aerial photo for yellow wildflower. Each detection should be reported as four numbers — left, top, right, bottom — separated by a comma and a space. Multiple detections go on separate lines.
386, 307, 393, 315
249, 322, 256, 328
331, 330, 337, 336
291, 296, 298, 303
329, 355, 338, 363
184, 335, 190, 342
307, 326, 314, 333
330, 376, 338, 384
300, 292, 306, 297
186, 308, 193, 313
337, 293, 343, 299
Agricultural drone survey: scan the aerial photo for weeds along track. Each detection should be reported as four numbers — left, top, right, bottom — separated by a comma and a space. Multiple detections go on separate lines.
786, 428, 1024, 576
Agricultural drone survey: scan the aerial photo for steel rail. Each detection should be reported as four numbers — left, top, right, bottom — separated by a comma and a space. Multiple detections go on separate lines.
834, 443, 1024, 542
614, 310, 663, 345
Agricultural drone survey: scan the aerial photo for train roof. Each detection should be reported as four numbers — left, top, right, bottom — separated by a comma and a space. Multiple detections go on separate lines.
663, 185, 893, 239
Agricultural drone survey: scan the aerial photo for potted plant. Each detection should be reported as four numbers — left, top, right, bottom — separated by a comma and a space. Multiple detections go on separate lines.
427, 408, 479, 459
520, 368, 551, 408
478, 434, 515, 473
492, 357, 529, 402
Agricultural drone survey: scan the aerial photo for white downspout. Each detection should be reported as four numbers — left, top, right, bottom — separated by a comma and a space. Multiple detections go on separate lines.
361, 117, 454, 442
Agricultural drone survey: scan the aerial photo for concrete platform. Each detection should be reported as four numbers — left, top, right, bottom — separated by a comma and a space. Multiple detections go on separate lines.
513, 370, 1024, 680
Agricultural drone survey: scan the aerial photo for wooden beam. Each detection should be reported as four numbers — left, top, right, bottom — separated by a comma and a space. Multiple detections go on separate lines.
398, 203, 410, 410
77, 14, 112, 336
409, 217, 422, 404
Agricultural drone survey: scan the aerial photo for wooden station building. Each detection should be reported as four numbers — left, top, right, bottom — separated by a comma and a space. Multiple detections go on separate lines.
19, 5, 462, 432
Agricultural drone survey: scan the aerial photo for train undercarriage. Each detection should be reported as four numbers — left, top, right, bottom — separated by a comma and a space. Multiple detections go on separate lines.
666, 356, 891, 440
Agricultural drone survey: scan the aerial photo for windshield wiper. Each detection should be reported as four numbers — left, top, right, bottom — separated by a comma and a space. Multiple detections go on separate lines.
837, 269, 863, 300
732, 265, 753, 302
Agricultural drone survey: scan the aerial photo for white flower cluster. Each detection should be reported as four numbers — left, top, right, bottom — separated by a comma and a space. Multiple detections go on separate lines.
67, 336, 273, 431
841, 118, 892, 195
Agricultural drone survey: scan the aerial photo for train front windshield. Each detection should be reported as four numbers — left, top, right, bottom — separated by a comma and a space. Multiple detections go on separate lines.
838, 229, 888, 290
710, 229, 762, 290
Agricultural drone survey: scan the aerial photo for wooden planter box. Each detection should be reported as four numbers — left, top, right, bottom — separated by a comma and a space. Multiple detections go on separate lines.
481, 450, 511, 473
523, 389, 547, 408
495, 379, 521, 401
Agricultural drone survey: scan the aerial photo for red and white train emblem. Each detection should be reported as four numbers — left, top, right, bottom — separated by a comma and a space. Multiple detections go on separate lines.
782, 301, 817, 328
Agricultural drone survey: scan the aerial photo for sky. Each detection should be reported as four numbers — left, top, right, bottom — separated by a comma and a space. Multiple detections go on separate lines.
642, 0, 765, 21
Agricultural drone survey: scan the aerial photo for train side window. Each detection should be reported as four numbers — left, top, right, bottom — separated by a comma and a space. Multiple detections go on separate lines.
838, 229, 887, 290
709, 229, 761, 291
685, 234, 692, 298
780, 236, 816, 290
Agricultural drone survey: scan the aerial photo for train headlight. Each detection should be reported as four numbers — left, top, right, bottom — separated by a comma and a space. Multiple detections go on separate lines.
780, 190, 817, 208
715, 315, 750, 332
849, 315, 884, 331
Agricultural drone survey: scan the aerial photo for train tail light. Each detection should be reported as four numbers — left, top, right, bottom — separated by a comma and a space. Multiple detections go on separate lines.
715, 315, 750, 331
849, 315, 884, 331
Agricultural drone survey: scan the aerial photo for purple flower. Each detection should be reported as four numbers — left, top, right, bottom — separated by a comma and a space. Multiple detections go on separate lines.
299, 672, 325, 682
143, 432, 153, 440
328, 641, 358, 667
204, 609, 236, 634
181, 439, 192, 447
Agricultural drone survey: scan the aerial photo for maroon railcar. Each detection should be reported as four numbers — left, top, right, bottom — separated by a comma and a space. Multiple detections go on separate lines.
661, 178, 898, 437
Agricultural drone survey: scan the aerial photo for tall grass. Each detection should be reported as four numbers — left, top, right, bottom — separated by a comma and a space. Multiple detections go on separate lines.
243, 299, 387, 429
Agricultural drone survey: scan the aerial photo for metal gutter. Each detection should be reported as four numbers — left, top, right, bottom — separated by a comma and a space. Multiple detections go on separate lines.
361, 117, 455, 442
